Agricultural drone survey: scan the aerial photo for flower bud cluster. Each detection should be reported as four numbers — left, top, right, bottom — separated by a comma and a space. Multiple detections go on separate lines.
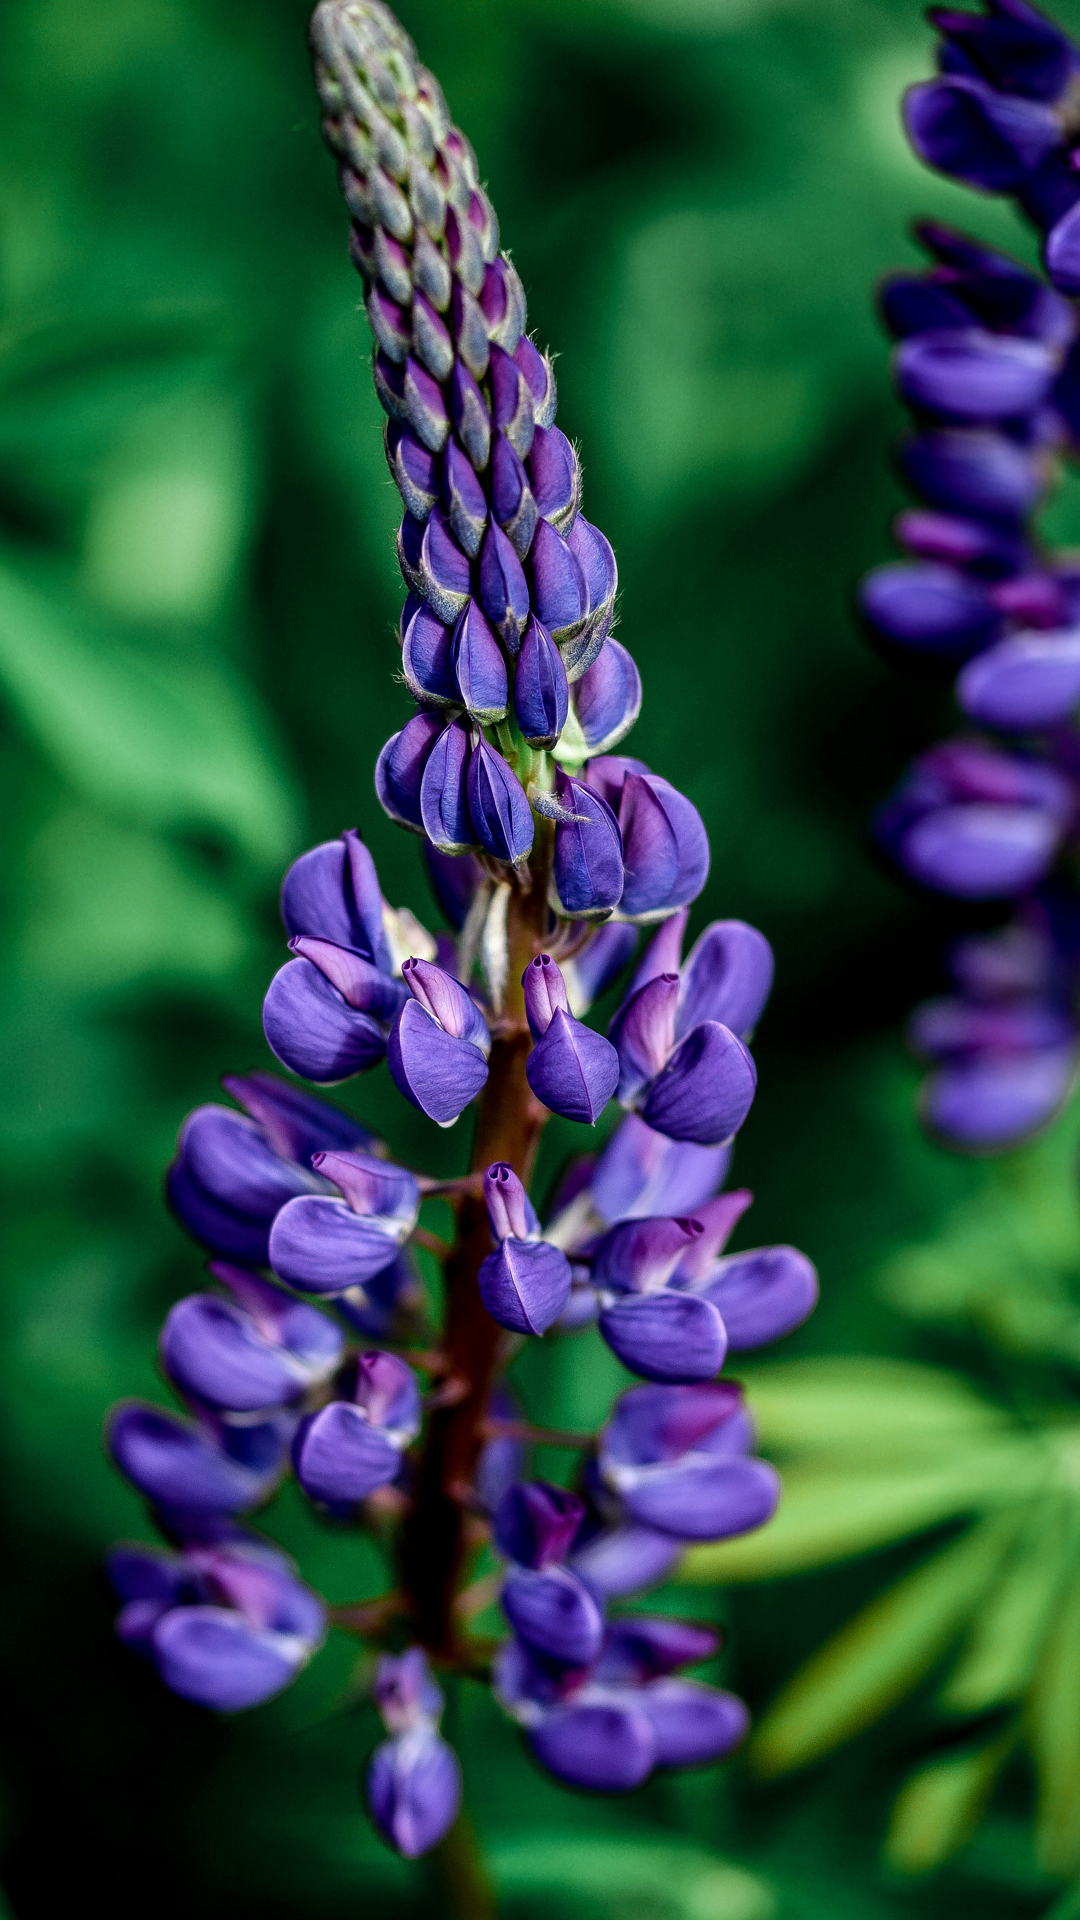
861, 12, 1080, 1148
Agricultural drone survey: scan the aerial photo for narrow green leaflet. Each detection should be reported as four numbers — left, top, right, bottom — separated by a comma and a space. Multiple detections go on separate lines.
1028, 1581, 1080, 1879
749, 1516, 1019, 1776
487, 1836, 776, 1920
883, 1727, 1017, 1877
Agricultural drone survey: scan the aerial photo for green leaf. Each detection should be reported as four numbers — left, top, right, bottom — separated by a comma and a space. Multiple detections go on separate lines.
749, 1516, 1019, 1776
941, 1506, 1075, 1714
741, 1357, 1010, 1456
0, 553, 297, 870
487, 1835, 776, 1920
1028, 1578, 1080, 1878
883, 1727, 1017, 1876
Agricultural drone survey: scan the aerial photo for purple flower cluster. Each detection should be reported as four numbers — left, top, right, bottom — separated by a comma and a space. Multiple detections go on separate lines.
860, 5, 1080, 1149
102, 0, 819, 1868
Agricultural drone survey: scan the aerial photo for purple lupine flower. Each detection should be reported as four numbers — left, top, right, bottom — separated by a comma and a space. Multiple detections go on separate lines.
908, 897, 1080, 1148
268, 1149, 420, 1296
522, 953, 619, 1125
607, 913, 769, 1145
494, 1482, 605, 1666
596, 1381, 780, 1542
387, 957, 491, 1123
106, 2, 820, 1843
160, 1263, 344, 1413
584, 757, 710, 923
367, 1649, 462, 1857
478, 1162, 572, 1334
166, 1072, 375, 1265
108, 1533, 326, 1711
107, 1401, 290, 1519
293, 1351, 421, 1504
494, 1614, 747, 1792
263, 833, 409, 1083
874, 738, 1074, 897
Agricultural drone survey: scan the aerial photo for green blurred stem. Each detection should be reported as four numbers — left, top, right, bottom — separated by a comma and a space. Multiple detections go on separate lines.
431, 1811, 497, 1920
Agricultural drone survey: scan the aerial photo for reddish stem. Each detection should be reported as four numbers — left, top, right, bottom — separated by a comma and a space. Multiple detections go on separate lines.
396, 864, 551, 1657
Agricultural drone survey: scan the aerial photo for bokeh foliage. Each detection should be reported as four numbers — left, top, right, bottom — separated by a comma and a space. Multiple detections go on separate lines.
3, 0, 1080, 1914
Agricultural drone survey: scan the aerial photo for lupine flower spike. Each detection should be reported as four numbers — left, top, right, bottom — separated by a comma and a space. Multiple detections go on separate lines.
103, 0, 816, 1873
861, 0, 1080, 1151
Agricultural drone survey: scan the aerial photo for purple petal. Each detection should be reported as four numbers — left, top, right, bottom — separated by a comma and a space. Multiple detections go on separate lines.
526, 1007, 620, 1125
618, 1455, 780, 1540
529, 1703, 656, 1792
601, 1380, 750, 1469
443, 440, 488, 557
165, 1161, 274, 1266
375, 711, 444, 831
450, 358, 491, 470
494, 1481, 586, 1569
638, 1680, 749, 1769
151, 1607, 307, 1710
491, 432, 538, 559
552, 773, 624, 919
478, 1238, 572, 1334
694, 1245, 819, 1350
593, 1617, 719, 1686
402, 957, 491, 1051
222, 1072, 374, 1167
490, 341, 536, 458
640, 1022, 758, 1147
483, 1163, 539, 1242
401, 599, 458, 707
895, 327, 1058, 420
292, 1402, 402, 1503
403, 357, 450, 454
420, 716, 478, 856
572, 640, 642, 755
859, 561, 1000, 660
957, 627, 1080, 729
668, 1190, 754, 1282
387, 999, 489, 1124
567, 1525, 682, 1599
479, 520, 530, 651
287, 940, 404, 1021
281, 831, 388, 966
677, 921, 774, 1042
528, 424, 581, 532
515, 616, 569, 749
903, 76, 1061, 192
591, 1215, 703, 1295
501, 1565, 604, 1664
598, 1291, 728, 1383
451, 601, 508, 723
368, 1729, 462, 1858
268, 1195, 407, 1295
355, 1351, 422, 1434
921, 1043, 1078, 1149
530, 518, 589, 644
373, 1646, 445, 1733
900, 427, 1045, 518
515, 333, 556, 427
107, 1403, 271, 1513
467, 738, 534, 863
311, 1150, 419, 1227
386, 424, 439, 521
1046, 197, 1080, 294
589, 1115, 729, 1225
160, 1294, 328, 1413
616, 773, 709, 922
898, 802, 1063, 897
481, 258, 526, 354
262, 959, 388, 1083
522, 951, 571, 1040
609, 974, 680, 1104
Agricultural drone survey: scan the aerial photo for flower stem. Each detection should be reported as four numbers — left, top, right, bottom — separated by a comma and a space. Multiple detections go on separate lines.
430, 1810, 497, 1920
397, 862, 552, 1657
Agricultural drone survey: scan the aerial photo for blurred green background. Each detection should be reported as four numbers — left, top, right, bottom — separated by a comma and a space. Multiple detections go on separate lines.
5, 0, 1080, 1914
